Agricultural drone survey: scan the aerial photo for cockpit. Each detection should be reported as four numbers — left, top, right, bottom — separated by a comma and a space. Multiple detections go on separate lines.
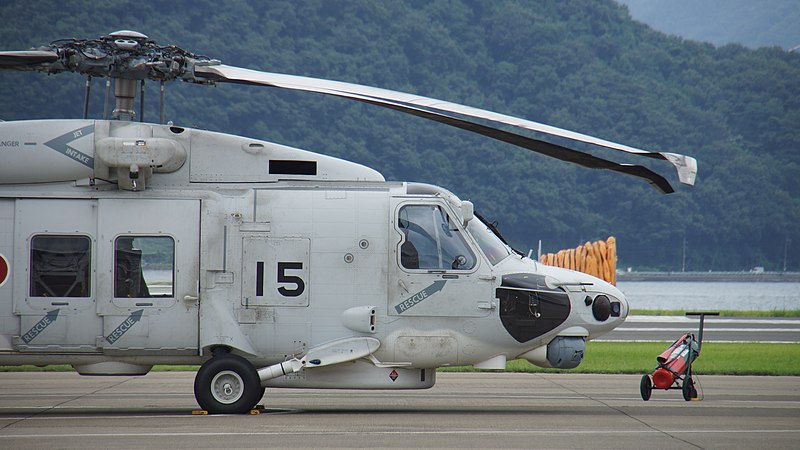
399, 182, 628, 369
402, 182, 514, 269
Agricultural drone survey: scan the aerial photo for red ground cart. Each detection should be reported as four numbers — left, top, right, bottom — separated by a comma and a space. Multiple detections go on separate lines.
640, 312, 719, 401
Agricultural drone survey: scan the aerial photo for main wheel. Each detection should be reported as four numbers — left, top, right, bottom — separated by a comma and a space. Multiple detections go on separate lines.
194, 353, 263, 414
682, 375, 696, 401
640, 374, 652, 401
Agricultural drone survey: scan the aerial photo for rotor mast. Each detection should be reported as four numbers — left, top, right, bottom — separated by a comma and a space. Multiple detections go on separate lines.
106, 31, 150, 122
112, 77, 138, 121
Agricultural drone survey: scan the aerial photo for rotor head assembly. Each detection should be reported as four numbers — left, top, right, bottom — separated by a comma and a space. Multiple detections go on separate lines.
0, 30, 216, 82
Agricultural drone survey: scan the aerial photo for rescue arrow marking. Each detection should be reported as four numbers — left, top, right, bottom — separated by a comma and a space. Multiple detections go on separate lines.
43, 124, 95, 168
105, 309, 144, 344
21, 309, 60, 344
394, 280, 447, 314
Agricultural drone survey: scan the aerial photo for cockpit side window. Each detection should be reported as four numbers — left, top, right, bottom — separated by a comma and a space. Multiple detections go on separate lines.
398, 204, 476, 271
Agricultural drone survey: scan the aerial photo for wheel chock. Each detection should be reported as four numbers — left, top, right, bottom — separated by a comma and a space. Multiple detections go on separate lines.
190, 408, 263, 415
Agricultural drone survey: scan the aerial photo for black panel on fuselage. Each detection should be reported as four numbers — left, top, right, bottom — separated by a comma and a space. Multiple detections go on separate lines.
497, 274, 571, 343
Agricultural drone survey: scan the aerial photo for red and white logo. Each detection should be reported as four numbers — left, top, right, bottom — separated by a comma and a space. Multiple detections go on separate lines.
0, 253, 9, 288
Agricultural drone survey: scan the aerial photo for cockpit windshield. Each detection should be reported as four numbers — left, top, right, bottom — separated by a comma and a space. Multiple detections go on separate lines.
467, 217, 512, 265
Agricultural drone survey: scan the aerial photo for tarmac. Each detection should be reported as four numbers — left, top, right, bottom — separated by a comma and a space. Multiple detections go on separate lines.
0, 371, 797, 449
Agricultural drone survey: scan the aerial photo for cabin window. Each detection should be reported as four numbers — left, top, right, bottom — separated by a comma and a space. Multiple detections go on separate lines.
30, 235, 91, 297
398, 204, 476, 271
114, 236, 174, 298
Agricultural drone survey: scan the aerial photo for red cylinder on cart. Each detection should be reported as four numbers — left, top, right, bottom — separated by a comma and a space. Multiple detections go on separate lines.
652, 367, 675, 389
652, 334, 693, 389
657, 333, 691, 364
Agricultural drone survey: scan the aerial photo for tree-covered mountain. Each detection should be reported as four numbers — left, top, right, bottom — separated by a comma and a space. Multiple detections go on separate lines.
1, 0, 798, 271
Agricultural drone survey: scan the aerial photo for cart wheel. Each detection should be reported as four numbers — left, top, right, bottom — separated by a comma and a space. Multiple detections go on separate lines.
640, 374, 652, 401
682, 375, 696, 401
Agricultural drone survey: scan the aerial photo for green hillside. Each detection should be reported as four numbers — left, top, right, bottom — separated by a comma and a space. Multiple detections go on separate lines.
1, 0, 798, 271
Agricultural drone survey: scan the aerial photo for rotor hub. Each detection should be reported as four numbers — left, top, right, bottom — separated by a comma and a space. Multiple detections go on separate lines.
8, 30, 218, 83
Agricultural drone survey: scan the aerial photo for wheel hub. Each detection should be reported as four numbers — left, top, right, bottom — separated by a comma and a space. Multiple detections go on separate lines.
210, 370, 244, 404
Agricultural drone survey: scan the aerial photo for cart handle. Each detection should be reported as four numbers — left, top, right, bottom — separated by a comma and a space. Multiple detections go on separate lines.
685, 311, 719, 352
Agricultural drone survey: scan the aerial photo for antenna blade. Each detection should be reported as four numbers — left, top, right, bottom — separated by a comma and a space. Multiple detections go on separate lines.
196, 64, 697, 191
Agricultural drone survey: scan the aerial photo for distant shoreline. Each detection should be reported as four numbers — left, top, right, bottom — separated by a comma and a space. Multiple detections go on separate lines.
617, 271, 800, 282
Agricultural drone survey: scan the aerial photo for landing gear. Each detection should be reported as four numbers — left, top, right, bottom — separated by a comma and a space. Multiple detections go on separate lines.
640, 374, 652, 401
194, 353, 263, 414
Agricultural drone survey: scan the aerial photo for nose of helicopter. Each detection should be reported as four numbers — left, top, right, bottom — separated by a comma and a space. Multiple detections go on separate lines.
494, 261, 629, 345
591, 279, 629, 323
530, 262, 629, 332
542, 265, 629, 336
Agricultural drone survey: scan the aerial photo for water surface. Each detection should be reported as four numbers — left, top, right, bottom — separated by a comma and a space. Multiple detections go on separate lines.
617, 281, 800, 311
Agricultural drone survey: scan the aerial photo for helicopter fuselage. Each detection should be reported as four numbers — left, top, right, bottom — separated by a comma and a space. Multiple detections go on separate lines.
0, 118, 627, 409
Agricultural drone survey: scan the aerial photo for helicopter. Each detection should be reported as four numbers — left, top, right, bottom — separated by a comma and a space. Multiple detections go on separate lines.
0, 31, 696, 414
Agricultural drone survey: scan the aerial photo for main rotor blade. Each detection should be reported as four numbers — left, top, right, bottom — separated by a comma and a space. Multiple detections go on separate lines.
0, 50, 58, 68
195, 64, 697, 192
335, 88, 676, 193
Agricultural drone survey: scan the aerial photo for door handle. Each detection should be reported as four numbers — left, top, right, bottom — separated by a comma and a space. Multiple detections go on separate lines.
477, 300, 496, 310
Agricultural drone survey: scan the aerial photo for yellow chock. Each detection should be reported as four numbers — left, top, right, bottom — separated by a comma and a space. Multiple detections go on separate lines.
190, 407, 264, 414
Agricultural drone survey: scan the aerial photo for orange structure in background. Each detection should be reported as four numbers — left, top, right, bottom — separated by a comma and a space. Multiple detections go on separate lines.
539, 237, 617, 285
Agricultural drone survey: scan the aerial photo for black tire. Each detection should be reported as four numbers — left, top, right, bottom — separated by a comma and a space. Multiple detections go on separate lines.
194, 354, 263, 414
640, 374, 652, 401
682, 376, 695, 401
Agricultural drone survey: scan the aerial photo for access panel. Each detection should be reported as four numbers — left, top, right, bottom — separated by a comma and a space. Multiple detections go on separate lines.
241, 237, 310, 307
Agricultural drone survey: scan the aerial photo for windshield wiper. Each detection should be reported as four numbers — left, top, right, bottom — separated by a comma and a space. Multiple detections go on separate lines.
474, 211, 524, 257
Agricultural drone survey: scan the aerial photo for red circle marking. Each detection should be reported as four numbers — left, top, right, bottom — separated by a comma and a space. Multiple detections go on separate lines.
0, 253, 8, 288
